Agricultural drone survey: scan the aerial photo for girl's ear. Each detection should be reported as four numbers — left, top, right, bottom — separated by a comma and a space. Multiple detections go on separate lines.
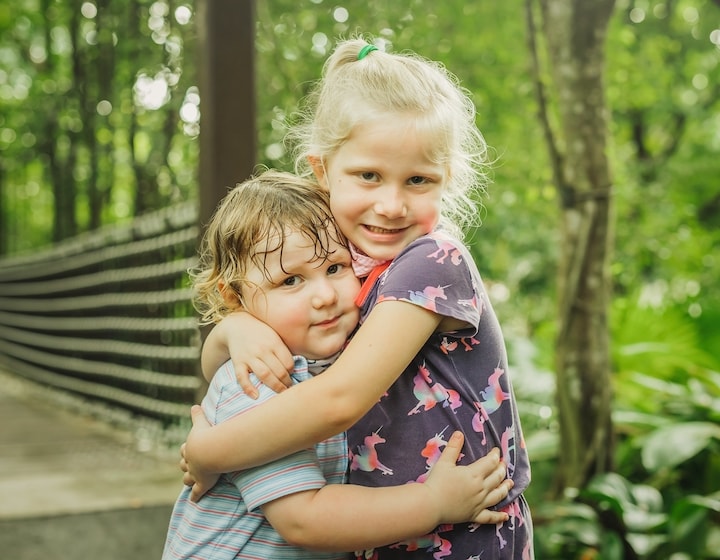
308, 156, 328, 190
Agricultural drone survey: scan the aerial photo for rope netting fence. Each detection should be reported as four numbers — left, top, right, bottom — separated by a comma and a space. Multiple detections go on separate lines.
0, 202, 204, 424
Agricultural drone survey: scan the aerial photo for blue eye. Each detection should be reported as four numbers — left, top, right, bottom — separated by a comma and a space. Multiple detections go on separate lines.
282, 276, 302, 287
408, 176, 428, 185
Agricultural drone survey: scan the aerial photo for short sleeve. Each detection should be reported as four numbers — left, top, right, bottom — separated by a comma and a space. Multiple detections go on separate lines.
203, 362, 329, 512
232, 448, 328, 511
376, 233, 481, 332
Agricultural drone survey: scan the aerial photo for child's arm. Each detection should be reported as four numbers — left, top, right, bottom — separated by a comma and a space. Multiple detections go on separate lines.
262, 432, 512, 551
202, 311, 294, 397
184, 299, 441, 487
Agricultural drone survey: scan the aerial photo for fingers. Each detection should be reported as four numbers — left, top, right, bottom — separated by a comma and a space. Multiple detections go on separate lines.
267, 352, 295, 378
273, 347, 295, 377
190, 405, 211, 428
190, 483, 204, 503
471, 477, 513, 525
189, 405, 202, 425
247, 354, 295, 390
234, 354, 295, 397
488, 461, 508, 487
248, 361, 289, 392
473, 508, 510, 525
436, 431, 465, 465
481, 475, 513, 512
235, 367, 259, 399
189, 477, 219, 502
469, 447, 502, 478
180, 448, 188, 468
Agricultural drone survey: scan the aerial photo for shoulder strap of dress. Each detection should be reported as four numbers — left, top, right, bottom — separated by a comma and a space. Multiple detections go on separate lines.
354, 261, 391, 307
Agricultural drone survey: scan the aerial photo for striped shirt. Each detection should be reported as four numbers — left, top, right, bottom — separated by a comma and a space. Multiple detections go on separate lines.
162, 356, 347, 560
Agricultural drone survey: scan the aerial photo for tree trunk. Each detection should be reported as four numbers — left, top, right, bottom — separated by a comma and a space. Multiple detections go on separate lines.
527, 0, 616, 495
46, 0, 78, 241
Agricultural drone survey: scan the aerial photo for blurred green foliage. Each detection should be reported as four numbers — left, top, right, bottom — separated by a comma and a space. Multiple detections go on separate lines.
0, 0, 718, 557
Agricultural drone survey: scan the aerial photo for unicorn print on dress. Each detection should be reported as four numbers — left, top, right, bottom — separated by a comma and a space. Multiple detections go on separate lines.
388, 524, 454, 560
414, 427, 452, 483
428, 238, 463, 266
472, 365, 511, 445
407, 284, 448, 313
499, 425, 518, 478
408, 361, 462, 415
497, 500, 528, 551
440, 335, 481, 354
349, 427, 394, 475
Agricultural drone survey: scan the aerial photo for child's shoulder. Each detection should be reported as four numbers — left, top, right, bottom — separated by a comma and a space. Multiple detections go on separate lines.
210, 356, 307, 399
404, 229, 464, 251
207, 361, 274, 403
394, 230, 469, 265
204, 361, 296, 422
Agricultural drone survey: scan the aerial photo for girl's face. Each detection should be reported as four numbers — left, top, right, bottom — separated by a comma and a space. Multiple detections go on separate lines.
239, 229, 360, 360
312, 114, 446, 262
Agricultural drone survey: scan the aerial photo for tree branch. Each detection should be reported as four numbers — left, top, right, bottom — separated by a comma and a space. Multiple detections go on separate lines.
524, 0, 573, 207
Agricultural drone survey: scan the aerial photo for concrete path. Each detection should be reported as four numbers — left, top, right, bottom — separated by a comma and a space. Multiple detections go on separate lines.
0, 368, 187, 559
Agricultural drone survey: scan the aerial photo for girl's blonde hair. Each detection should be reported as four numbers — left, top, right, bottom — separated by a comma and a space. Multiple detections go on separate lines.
191, 170, 345, 325
288, 37, 491, 238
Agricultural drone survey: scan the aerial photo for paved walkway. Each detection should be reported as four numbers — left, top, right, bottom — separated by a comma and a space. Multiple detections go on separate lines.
0, 368, 186, 559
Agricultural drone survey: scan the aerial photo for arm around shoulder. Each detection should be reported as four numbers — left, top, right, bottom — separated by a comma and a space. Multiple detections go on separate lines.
201, 311, 295, 393
186, 300, 441, 472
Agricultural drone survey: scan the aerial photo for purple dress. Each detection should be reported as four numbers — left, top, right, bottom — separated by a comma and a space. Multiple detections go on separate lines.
348, 231, 534, 559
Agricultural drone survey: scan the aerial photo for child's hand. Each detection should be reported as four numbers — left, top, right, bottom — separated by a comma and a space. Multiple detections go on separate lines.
180, 405, 220, 502
226, 316, 294, 398
202, 311, 294, 398
424, 432, 513, 525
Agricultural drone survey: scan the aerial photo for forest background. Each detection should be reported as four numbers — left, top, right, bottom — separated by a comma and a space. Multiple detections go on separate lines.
0, 0, 718, 558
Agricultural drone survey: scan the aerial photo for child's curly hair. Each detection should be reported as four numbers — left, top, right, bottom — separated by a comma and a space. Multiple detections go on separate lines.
190, 170, 347, 325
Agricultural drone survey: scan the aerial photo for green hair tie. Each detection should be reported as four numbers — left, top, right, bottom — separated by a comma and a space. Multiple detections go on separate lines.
357, 44, 378, 60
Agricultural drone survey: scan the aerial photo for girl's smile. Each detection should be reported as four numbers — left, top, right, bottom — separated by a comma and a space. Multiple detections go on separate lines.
311, 113, 446, 263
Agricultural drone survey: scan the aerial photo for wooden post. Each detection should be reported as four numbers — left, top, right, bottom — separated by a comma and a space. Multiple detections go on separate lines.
196, 0, 256, 228
195, 0, 256, 388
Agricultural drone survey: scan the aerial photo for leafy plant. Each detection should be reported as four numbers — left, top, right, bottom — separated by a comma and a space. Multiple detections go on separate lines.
529, 290, 720, 558
534, 473, 720, 559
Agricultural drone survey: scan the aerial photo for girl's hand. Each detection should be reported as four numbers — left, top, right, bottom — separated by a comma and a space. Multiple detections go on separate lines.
181, 405, 220, 502
202, 311, 294, 398
424, 432, 513, 525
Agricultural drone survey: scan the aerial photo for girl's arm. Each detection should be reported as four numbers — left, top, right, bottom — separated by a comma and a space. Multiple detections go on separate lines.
263, 432, 512, 551
201, 311, 295, 397
184, 299, 441, 483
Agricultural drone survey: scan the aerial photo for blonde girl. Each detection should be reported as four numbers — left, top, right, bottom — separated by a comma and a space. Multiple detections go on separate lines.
185, 39, 534, 559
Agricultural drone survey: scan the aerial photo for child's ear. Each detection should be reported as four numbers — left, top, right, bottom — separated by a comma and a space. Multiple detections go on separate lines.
218, 280, 241, 309
308, 156, 328, 190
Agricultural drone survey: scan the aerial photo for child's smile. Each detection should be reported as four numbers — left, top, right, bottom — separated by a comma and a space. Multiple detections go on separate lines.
312, 113, 446, 262
241, 229, 360, 360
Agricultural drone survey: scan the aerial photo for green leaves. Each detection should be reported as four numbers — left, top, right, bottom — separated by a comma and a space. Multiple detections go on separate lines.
641, 421, 720, 472
536, 472, 719, 558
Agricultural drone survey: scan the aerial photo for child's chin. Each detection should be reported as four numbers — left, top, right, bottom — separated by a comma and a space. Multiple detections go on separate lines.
306, 346, 343, 361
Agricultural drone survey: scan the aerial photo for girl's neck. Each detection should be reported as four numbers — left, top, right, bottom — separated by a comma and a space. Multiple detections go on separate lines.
349, 243, 390, 278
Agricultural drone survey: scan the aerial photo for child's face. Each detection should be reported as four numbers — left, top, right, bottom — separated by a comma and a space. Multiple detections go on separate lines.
313, 113, 446, 261
240, 229, 360, 360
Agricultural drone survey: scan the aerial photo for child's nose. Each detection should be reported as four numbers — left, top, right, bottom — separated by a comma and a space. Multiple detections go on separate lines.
374, 189, 407, 219
311, 278, 338, 307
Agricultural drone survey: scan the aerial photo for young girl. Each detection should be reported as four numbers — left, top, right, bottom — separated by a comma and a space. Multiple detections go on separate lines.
164, 170, 511, 559
185, 39, 534, 559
